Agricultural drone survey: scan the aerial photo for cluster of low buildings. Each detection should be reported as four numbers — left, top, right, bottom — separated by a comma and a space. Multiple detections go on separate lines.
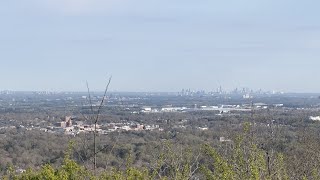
141, 106, 188, 113
41, 116, 163, 135
140, 103, 284, 114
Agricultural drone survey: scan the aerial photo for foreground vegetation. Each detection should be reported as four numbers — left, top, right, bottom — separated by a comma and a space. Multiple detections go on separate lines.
3, 122, 320, 180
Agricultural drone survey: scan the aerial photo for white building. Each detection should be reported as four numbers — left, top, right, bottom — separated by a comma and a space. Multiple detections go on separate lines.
310, 116, 320, 121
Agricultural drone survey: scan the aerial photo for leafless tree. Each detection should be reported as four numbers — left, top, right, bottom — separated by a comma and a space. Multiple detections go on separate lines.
86, 76, 112, 173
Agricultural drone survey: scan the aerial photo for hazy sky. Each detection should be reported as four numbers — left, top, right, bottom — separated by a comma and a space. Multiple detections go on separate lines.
1, 0, 320, 92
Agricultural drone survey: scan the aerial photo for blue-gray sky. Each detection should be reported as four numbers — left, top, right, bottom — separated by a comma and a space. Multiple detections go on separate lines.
1, 0, 320, 92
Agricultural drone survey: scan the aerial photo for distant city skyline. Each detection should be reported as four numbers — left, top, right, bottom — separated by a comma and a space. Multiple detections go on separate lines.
1, 1, 320, 92
0, 86, 299, 94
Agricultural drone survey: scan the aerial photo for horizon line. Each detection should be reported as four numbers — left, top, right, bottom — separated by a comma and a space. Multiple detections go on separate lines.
1, 90, 320, 94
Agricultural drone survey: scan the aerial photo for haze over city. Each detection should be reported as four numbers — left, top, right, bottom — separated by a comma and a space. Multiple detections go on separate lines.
1, 0, 320, 92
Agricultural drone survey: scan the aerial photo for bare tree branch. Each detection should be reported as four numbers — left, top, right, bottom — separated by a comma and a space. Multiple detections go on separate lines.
86, 81, 94, 125
93, 76, 112, 173
94, 76, 112, 124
